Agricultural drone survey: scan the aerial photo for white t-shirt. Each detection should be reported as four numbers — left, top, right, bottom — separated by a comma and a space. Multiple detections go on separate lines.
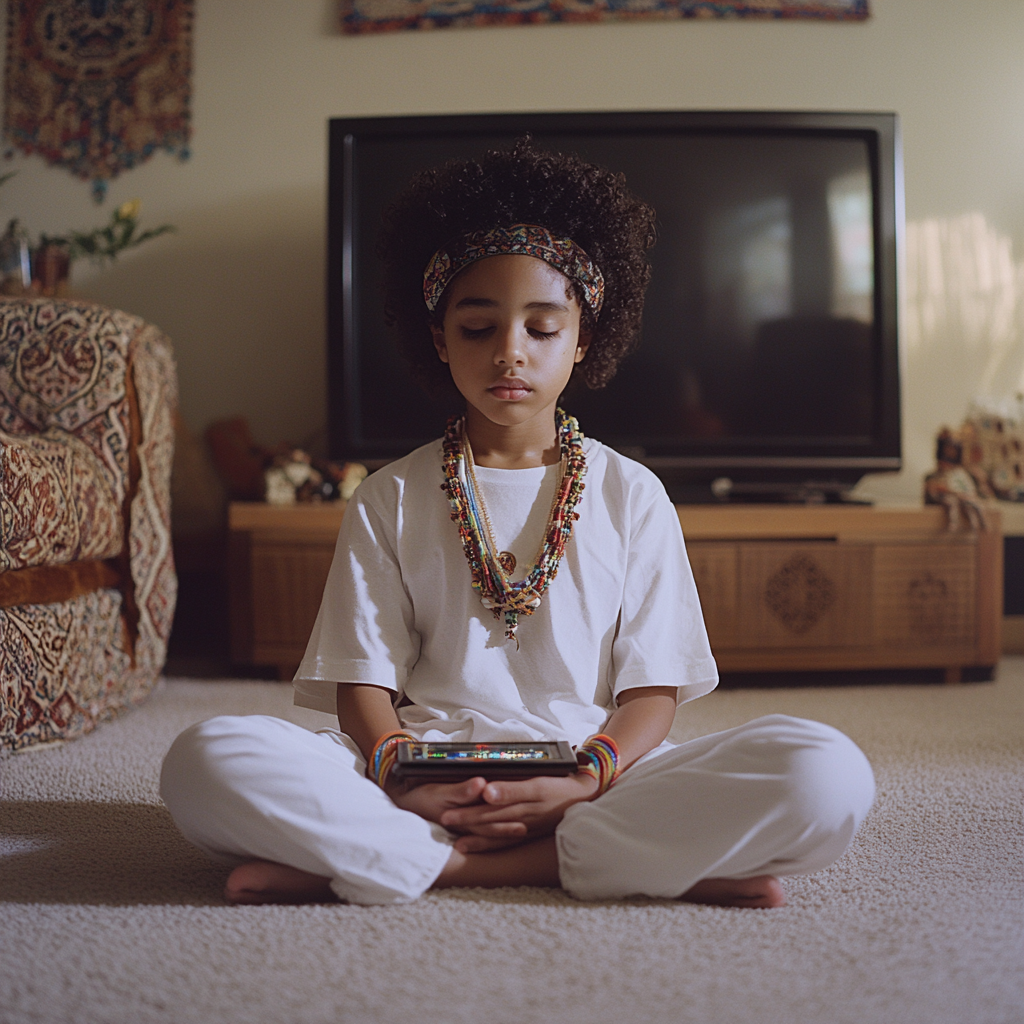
293, 437, 718, 746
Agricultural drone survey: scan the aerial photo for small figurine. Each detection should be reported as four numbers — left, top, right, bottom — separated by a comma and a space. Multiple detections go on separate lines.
964, 403, 1024, 502
263, 447, 367, 505
204, 416, 367, 506
264, 465, 299, 505
924, 428, 989, 532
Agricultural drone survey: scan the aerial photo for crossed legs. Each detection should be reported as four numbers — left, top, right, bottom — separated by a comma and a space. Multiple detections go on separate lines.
224, 841, 786, 908
162, 714, 873, 909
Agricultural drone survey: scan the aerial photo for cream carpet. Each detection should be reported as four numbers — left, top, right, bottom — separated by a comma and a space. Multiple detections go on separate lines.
2, 662, 1022, 1024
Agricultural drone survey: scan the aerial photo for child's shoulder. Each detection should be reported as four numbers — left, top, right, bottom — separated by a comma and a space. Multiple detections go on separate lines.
583, 437, 674, 513
349, 439, 444, 507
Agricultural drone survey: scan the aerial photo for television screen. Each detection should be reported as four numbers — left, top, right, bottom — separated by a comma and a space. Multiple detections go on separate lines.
328, 111, 901, 499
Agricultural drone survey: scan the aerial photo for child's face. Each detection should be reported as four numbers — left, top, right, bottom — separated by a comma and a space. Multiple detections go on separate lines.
431, 254, 590, 434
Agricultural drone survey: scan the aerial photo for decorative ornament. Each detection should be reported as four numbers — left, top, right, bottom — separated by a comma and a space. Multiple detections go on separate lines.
4, 0, 194, 201
440, 408, 587, 648
925, 405, 1023, 522
765, 553, 837, 635
907, 572, 950, 638
924, 427, 992, 532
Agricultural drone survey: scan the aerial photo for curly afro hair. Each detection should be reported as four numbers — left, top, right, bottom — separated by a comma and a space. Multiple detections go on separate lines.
377, 139, 657, 396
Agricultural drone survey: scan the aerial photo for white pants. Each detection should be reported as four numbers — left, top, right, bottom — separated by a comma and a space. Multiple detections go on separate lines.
159, 714, 875, 905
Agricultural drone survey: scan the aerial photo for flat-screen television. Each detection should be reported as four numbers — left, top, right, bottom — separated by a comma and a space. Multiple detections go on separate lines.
327, 111, 902, 502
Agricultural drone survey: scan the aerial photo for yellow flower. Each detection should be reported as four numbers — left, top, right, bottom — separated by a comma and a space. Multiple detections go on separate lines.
117, 199, 141, 221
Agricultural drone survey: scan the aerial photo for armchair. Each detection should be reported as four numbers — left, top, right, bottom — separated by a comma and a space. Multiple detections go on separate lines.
0, 299, 177, 751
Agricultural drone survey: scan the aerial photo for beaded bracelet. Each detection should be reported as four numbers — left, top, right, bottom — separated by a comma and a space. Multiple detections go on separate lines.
369, 730, 415, 789
576, 734, 620, 796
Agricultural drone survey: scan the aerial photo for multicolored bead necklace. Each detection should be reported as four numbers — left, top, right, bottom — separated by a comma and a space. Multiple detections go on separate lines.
440, 408, 587, 648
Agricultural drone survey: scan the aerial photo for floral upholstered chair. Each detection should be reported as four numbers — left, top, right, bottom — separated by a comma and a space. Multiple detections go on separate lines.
0, 299, 177, 752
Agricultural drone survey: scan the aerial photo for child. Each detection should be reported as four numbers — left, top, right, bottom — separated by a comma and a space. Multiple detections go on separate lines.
161, 141, 875, 908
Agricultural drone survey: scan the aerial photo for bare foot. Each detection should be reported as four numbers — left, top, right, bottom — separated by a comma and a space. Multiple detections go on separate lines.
224, 860, 336, 905
432, 844, 785, 908
681, 875, 786, 908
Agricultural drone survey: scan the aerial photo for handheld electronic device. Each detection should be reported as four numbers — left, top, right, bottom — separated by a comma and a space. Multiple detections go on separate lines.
392, 740, 578, 782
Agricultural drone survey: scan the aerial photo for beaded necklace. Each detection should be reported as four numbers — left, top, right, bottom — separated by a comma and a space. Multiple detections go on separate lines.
440, 408, 587, 648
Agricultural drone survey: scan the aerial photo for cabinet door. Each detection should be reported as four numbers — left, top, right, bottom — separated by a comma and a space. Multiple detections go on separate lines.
686, 542, 738, 648
736, 543, 873, 648
873, 543, 976, 647
251, 541, 335, 661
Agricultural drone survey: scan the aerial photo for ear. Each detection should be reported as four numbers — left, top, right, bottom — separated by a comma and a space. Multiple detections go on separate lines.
574, 329, 592, 364
431, 325, 449, 364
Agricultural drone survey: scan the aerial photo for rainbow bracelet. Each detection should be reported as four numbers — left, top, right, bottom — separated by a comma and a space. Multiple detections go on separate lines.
369, 730, 415, 789
576, 734, 620, 796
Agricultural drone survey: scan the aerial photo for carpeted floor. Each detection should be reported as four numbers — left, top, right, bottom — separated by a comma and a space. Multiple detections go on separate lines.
2, 661, 1022, 1024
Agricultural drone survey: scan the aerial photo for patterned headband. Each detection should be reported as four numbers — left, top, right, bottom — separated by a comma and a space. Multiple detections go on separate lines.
422, 224, 604, 316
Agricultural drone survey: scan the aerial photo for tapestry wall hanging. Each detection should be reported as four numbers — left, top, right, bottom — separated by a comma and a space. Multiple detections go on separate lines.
342, 0, 868, 34
4, 0, 194, 201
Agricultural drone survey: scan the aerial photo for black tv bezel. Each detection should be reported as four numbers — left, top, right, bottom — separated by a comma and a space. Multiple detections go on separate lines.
326, 110, 902, 490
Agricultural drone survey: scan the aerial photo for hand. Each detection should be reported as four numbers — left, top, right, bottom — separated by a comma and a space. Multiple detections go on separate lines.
386, 775, 524, 835
438, 773, 600, 853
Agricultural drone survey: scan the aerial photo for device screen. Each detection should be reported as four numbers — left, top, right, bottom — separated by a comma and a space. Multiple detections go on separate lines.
406, 742, 556, 763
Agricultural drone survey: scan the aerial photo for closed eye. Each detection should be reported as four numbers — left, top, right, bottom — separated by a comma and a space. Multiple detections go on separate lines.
459, 325, 561, 340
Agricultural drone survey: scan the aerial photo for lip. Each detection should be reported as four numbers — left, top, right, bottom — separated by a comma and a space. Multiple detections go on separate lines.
487, 378, 532, 400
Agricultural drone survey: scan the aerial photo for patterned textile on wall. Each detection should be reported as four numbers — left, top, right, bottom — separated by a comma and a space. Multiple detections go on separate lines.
0, 299, 177, 752
341, 0, 868, 34
4, 0, 193, 200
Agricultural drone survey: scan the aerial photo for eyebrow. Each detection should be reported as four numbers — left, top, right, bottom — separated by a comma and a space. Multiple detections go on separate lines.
453, 298, 570, 312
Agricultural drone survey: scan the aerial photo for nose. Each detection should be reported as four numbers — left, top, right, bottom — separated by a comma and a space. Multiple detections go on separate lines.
493, 323, 526, 366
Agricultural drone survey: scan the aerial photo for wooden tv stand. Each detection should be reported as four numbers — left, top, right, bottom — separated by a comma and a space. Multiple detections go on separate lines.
678, 504, 1002, 681
228, 501, 1003, 682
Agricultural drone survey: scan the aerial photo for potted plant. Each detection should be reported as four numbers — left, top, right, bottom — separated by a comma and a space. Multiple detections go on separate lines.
35, 199, 174, 295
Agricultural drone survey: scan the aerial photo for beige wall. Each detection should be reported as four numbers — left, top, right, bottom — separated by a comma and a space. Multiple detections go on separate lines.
3, 0, 1023, 498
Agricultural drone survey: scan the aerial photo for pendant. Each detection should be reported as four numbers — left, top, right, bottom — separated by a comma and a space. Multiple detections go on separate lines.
504, 610, 520, 651
498, 550, 517, 575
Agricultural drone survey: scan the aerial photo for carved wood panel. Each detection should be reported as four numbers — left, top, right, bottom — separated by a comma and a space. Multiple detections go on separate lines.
873, 543, 976, 646
736, 543, 873, 648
